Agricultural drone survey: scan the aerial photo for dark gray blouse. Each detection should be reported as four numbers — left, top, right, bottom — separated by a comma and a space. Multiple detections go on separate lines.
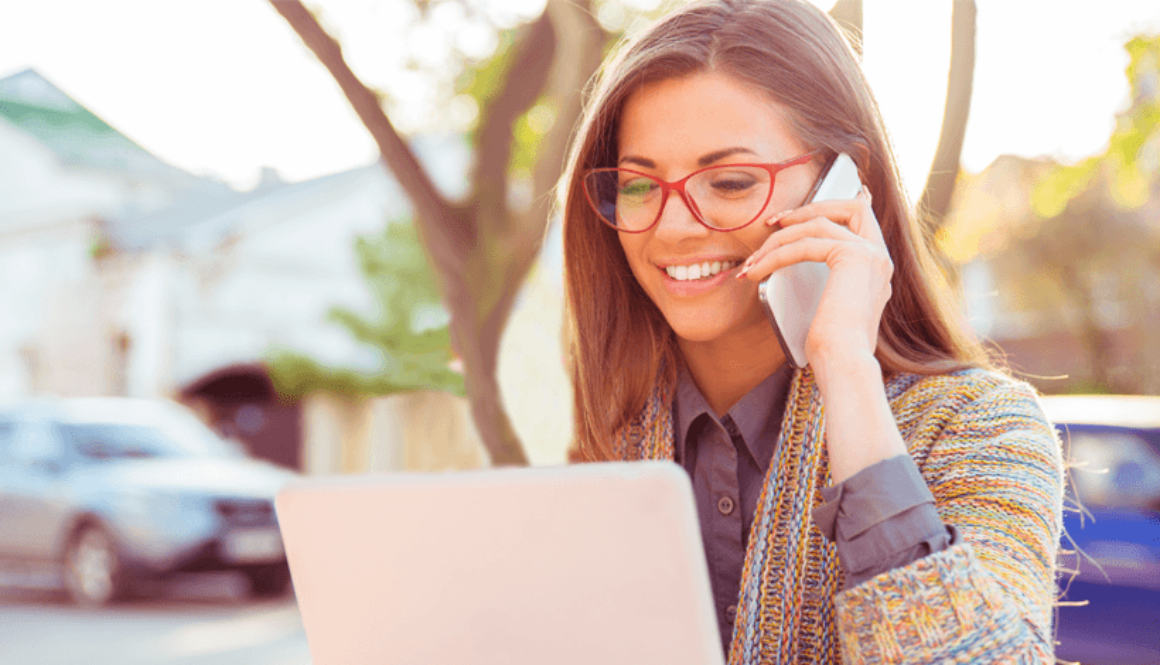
672, 364, 955, 651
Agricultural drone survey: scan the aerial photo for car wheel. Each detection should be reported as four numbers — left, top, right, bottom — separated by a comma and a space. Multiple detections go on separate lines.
63, 525, 126, 607
244, 563, 292, 599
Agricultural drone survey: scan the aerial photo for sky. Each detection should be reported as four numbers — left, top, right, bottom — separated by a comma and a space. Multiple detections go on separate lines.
2, 0, 1158, 194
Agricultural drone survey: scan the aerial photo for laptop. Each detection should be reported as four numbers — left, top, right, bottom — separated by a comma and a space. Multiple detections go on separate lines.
275, 461, 725, 665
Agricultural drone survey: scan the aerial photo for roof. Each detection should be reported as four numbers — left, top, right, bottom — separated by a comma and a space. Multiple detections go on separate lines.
102, 162, 395, 252
1040, 394, 1160, 430
0, 69, 469, 253
0, 68, 195, 180
102, 134, 466, 253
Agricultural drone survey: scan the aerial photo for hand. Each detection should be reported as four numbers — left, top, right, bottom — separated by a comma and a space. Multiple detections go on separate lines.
737, 187, 905, 483
735, 187, 893, 372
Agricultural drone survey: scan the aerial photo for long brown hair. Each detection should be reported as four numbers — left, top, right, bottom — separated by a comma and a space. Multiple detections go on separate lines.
562, 0, 992, 461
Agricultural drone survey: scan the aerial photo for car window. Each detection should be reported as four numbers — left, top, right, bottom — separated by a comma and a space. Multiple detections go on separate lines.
6, 419, 63, 466
63, 423, 165, 460
62, 418, 237, 461
157, 405, 242, 458
1066, 429, 1160, 510
0, 418, 16, 462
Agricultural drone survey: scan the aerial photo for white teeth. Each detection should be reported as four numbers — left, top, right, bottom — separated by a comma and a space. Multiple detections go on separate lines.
665, 260, 738, 281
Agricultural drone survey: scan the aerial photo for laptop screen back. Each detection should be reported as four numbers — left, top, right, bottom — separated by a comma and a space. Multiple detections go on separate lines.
276, 461, 724, 665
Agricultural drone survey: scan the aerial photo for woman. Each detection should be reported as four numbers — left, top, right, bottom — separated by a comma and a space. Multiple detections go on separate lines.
560, 0, 1064, 663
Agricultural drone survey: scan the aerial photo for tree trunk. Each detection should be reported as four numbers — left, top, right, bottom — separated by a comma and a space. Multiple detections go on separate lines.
828, 0, 863, 57
919, 0, 977, 227
269, 0, 604, 466
452, 312, 526, 465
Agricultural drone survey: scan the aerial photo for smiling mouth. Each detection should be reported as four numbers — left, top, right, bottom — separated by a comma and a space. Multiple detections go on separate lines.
663, 260, 740, 282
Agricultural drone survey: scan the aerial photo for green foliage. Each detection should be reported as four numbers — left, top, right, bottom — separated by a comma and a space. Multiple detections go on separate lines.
992, 33, 1160, 394
88, 234, 113, 260
268, 220, 464, 399
456, 29, 519, 122
453, 28, 556, 183
509, 98, 557, 176
1033, 34, 1160, 217
1031, 159, 1098, 219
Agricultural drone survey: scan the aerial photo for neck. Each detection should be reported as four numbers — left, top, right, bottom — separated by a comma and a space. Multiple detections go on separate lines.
677, 323, 787, 416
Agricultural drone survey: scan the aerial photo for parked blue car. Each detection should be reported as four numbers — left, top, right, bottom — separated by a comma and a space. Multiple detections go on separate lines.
1041, 395, 1160, 665
0, 397, 297, 606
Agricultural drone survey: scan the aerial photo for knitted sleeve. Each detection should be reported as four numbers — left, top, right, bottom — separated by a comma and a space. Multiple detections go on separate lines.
832, 376, 1064, 664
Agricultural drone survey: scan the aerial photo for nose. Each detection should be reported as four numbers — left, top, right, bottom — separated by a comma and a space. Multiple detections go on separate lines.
653, 189, 708, 240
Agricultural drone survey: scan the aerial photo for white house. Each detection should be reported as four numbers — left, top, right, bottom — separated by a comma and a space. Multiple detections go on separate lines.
0, 68, 226, 398
1, 69, 573, 471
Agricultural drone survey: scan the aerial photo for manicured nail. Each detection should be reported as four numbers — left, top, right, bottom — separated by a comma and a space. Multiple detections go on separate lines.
766, 209, 794, 226
735, 263, 751, 279
861, 185, 872, 202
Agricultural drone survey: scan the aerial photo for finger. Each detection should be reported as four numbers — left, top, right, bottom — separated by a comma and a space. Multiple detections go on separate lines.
738, 237, 842, 282
744, 216, 862, 272
768, 187, 881, 243
765, 198, 857, 228
739, 228, 892, 284
852, 186, 885, 245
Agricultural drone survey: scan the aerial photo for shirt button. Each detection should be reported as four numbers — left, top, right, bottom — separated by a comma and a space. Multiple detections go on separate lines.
717, 496, 735, 515
726, 605, 737, 623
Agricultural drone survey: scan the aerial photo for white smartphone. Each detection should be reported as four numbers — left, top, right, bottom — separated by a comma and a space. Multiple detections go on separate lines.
757, 153, 864, 369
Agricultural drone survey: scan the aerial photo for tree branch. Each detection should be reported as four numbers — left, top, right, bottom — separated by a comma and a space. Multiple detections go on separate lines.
828, 0, 863, 58
919, 0, 976, 227
472, 1, 604, 358
473, 9, 557, 229
268, 0, 469, 265
528, 0, 604, 237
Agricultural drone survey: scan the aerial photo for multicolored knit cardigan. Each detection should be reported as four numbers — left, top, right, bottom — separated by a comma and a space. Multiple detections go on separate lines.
613, 366, 1064, 664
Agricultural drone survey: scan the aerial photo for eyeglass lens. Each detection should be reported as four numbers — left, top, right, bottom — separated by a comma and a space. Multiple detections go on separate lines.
584, 166, 774, 231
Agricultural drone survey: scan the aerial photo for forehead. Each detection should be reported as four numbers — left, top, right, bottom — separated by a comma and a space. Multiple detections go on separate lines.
617, 71, 805, 168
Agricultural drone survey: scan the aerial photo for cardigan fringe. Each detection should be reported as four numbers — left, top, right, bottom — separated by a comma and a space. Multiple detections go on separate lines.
613, 366, 1063, 664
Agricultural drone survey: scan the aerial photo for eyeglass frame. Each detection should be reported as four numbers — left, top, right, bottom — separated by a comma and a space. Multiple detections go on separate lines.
582, 149, 823, 234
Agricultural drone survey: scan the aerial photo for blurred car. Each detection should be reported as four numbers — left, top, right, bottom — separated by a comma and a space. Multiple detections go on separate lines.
1041, 394, 1160, 665
0, 397, 298, 606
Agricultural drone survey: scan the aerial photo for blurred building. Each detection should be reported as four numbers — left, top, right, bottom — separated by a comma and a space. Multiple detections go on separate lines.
944, 154, 1160, 395
0, 68, 228, 398
0, 69, 567, 472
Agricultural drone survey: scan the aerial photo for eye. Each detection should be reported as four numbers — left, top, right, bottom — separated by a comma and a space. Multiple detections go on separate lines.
618, 177, 659, 201
706, 169, 762, 197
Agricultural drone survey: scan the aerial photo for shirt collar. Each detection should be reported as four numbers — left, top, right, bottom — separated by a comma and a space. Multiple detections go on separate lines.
673, 362, 793, 474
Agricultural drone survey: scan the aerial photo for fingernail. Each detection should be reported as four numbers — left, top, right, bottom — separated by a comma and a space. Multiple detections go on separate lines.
766, 209, 793, 226
862, 185, 872, 202
735, 264, 751, 279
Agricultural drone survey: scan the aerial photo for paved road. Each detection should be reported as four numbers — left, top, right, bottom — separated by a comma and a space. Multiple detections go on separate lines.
0, 572, 312, 665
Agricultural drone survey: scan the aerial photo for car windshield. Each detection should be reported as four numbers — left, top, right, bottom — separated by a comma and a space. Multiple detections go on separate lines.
64, 410, 239, 461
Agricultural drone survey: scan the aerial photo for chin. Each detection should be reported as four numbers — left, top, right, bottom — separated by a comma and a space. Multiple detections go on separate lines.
659, 299, 772, 346
664, 314, 740, 344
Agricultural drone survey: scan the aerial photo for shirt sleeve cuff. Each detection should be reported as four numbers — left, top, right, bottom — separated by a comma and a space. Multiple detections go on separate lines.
811, 454, 955, 588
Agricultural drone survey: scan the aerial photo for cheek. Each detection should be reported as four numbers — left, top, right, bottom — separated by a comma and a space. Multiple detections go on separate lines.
735, 225, 777, 255
779, 164, 824, 208
617, 235, 650, 280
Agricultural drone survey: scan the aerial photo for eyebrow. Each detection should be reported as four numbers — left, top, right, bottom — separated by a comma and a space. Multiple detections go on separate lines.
618, 147, 760, 169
